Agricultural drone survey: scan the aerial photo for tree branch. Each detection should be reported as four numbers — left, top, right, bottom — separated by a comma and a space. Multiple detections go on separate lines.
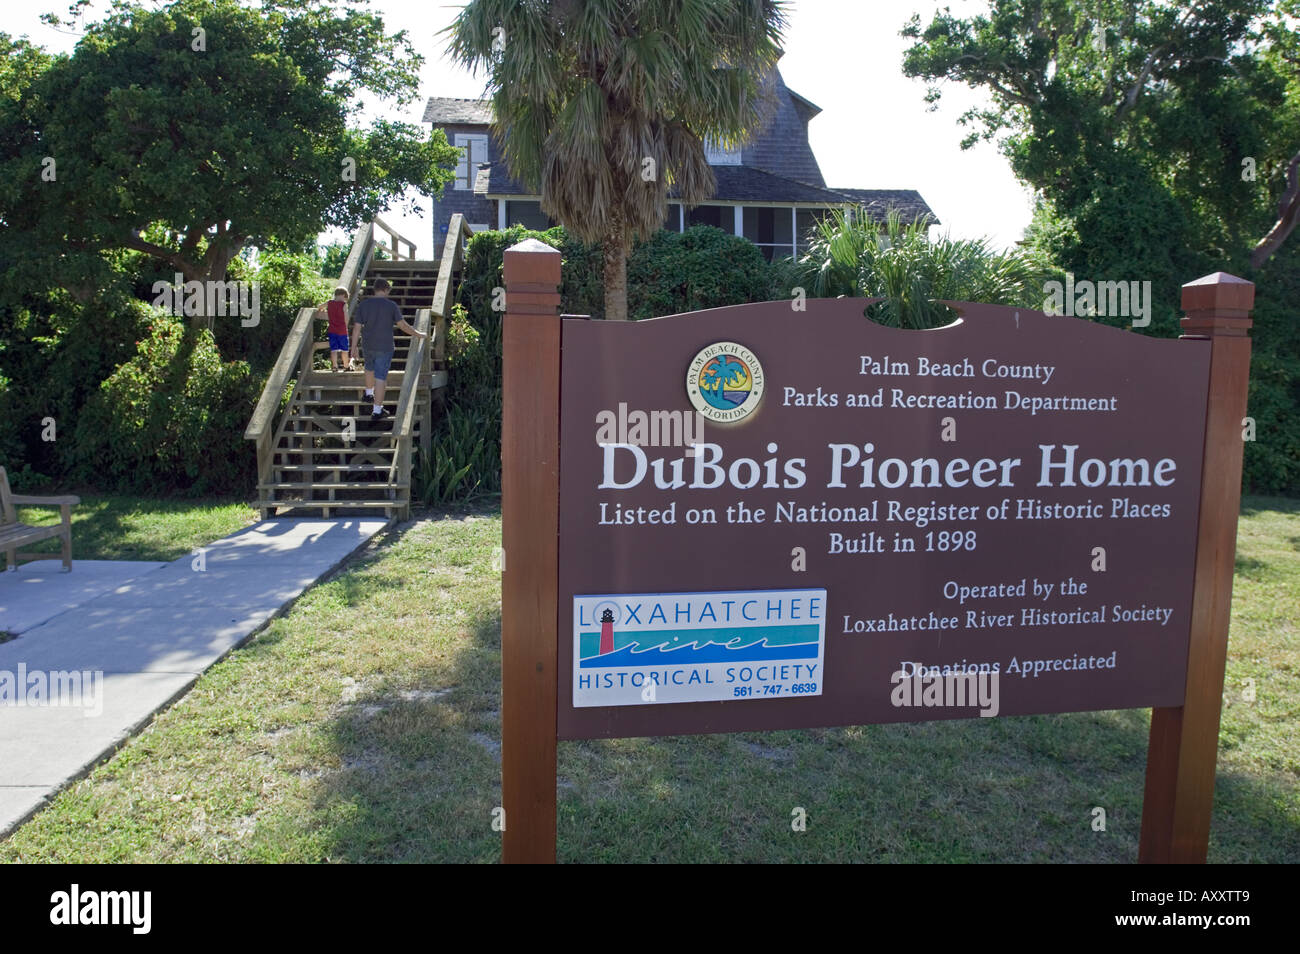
1116, 42, 1169, 119
1251, 149, 1300, 268
122, 230, 196, 279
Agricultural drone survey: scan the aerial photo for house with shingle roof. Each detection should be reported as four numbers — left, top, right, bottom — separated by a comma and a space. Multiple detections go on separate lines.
423, 67, 937, 260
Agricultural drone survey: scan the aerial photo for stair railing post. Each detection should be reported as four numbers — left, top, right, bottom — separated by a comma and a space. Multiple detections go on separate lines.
501, 238, 562, 864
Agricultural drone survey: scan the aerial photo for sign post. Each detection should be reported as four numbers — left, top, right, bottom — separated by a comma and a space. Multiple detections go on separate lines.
1139, 273, 1254, 863
501, 239, 562, 864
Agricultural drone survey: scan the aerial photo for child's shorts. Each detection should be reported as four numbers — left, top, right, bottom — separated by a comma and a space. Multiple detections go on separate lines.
364, 351, 394, 380
328, 333, 349, 351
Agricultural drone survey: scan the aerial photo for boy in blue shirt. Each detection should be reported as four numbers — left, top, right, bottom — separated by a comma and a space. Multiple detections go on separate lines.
349, 278, 427, 420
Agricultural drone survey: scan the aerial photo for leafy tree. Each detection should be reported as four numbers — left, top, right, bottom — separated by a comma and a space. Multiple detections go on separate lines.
901, 0, 1300, 492
318, 240, 352, 279
901, 0, 1295, 287
445, 0, 788, 320
0, 0, 458, 331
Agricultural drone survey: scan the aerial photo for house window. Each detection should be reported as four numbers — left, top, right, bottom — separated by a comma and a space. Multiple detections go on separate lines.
686, 205, 729, 229
743, 206, 795, 262
704, 138, 741, 166
454, 133, 489, 191
663, 203, 684, 232
797, 209, 833, 244
505, 200, 552, 231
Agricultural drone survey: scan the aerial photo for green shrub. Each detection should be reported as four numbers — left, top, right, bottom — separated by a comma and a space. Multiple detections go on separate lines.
432, 225, 777, 503
626, 226, 771, 318
415, 403, 501, 504
74, 313, 261, 495
0, 292, 154, 485
458, 225, 560, 333
0, 367, 23, 476
414, 303, 502, 503
458, 223, 774, 324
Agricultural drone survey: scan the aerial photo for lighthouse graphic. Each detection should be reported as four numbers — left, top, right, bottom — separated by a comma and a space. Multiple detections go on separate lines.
599, 608, 616, 655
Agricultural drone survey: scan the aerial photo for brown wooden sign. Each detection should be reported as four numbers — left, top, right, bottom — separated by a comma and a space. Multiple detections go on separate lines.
557, 297, 1209, 738
500, 241, 1253, 864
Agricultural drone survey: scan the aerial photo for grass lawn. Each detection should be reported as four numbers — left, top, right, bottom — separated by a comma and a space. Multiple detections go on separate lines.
9, 495, 259, 564
1, 496, 1295, 863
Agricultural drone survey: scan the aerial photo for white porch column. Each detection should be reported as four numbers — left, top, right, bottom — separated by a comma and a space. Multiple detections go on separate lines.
679, 204, 685, 232
733, 205, 744, 237
791, 207, 798, 258
497, 200, 507, 230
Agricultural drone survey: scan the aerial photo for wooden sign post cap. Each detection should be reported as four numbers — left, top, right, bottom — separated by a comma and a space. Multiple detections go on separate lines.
504, 239, 562, 286
1181, 272, 1255, 334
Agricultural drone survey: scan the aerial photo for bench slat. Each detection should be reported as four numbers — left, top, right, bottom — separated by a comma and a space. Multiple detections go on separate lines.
0, 523, 65, 545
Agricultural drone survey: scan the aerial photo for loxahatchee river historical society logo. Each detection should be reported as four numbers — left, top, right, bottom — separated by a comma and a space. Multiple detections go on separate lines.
686, 342, 765, 423
573, 588, 826, 707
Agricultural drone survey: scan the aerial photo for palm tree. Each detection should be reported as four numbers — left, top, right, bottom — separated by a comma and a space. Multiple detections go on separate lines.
445, 0, 787, 320
789, 209, 1053, 328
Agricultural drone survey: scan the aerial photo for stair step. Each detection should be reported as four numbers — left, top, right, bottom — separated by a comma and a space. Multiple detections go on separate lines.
273, 464, 393, 471
294, 399, 398, 408
272, 445, 397, 455
260, 482, 408, 490
255, 499, 407, 509
301, 375, 412, 385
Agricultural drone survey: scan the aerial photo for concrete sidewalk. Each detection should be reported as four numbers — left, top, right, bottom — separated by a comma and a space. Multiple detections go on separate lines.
0, 517, 388, 836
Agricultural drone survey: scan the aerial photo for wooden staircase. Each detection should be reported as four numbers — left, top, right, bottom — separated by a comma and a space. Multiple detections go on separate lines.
244, 215, 472, 520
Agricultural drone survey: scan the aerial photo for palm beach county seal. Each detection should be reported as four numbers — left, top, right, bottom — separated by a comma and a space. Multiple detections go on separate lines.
686, 342, 765, 423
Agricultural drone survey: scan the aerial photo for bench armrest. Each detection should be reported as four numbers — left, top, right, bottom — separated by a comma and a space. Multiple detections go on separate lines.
11, 495, 80, 506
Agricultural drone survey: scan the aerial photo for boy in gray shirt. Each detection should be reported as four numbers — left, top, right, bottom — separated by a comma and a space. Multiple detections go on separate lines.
349, 278, 428, 419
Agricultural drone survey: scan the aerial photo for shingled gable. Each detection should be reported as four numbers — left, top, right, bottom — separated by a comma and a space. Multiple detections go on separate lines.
422, 97, 493, 126
423, 66, 938, 255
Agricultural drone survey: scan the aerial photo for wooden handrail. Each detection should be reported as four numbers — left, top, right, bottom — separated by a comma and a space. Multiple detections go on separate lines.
373, 216, 418, 261
245, 305, 317, 441
392, 215, 470, 448
429, 214, 472, 373
337, 222, 374, 316
393, 308, 432, 439
432, 214, 471, 319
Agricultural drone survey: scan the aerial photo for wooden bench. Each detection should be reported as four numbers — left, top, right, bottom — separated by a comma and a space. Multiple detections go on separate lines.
0, 467, 80, 571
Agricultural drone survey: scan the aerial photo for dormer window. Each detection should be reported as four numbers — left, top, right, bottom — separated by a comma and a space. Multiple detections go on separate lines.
704, 138, 741, 166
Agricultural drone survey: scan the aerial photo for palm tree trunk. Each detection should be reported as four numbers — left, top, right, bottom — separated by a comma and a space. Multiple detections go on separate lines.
603, 206, 630, 321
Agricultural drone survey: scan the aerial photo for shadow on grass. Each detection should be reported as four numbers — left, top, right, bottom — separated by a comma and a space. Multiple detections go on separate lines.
1240, 494, 1300, 518
551, 709, 1297, 863
310, 602, 505, 863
